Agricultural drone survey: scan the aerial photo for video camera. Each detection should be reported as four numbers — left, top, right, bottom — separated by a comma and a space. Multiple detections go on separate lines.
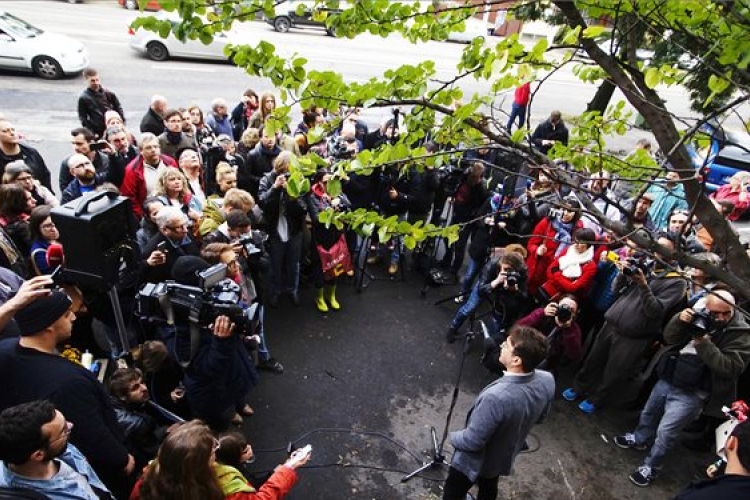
136, 264, 257, 337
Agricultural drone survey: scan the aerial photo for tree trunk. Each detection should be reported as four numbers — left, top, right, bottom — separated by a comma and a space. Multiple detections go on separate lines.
586, 79, 616, 114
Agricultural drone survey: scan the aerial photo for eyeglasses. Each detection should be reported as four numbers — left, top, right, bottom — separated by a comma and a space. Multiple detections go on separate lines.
41, 222, 57, 230
166, 223, 188, 231
49, 420, 74, 444
16, 175, 33, 182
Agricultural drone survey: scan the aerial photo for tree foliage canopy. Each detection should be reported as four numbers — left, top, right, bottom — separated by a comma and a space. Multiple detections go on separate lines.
133, 0, 750, 298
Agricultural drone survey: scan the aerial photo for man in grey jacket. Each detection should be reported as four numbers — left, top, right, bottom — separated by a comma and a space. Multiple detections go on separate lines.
614, 289, 750, 487
443, 325, 555, 500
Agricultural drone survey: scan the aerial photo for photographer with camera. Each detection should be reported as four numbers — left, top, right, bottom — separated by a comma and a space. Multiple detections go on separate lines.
613, 289, 750, 487
258, 152, 307, 308
164, 256, 259, 431
516, 294, 583, 377
563, 235, 688, 414
447, 247, 529, 344
141, 207, 201, 284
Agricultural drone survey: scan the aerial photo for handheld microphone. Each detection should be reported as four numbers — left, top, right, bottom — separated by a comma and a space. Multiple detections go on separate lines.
46, 243, 65, 270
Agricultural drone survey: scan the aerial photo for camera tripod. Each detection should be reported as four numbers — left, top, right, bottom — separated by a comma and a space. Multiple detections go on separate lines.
353, 233, 406, 292
418, 196, 456, 298
401, 319, 484, 483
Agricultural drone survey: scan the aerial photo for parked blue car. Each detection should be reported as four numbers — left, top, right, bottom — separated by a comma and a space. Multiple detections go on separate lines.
689, 123, 750, 192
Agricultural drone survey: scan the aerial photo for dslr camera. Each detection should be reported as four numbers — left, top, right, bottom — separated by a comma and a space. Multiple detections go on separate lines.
328, 135, 356, 160
556, 303, 573, 322
689, 309, 714, 334
623, 251, 653, 277
505, 270, 521, 288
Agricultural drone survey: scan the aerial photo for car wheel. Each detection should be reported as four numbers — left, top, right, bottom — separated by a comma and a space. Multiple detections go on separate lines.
66, 0, 82, 3
146, 41, 169, 61
32, 56, 63, 79
274, 16, 292, 33
123, 0, 138, 9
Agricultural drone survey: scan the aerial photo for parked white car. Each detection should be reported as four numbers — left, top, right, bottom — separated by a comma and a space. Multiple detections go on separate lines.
446, 16, 488, 43
0, 11, 88, 79
128, 13, 255, 62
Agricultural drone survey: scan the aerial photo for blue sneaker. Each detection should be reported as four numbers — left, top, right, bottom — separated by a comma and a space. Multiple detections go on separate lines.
562, 388, 578, 401
578, 400, 596, 414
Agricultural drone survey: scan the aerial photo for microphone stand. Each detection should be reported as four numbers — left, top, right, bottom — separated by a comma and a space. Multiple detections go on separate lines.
401, 321, 481, 483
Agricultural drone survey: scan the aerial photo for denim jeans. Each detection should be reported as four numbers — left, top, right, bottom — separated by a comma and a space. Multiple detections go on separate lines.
506, 102, 527, 131
460, 256, 484, 296
633, 379, 707, 469
255, 304, 271, 362
268, 232, 302, 297
451, 284, 483, 330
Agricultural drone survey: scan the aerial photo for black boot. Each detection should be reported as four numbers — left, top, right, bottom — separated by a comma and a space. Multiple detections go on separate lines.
446, 327, 459, 344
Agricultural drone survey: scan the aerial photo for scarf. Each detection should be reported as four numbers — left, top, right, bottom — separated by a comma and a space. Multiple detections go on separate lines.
550, 218, 574, 256
165, 130, 183, 145
558, 245, 594, 279
213, 463, 255, 495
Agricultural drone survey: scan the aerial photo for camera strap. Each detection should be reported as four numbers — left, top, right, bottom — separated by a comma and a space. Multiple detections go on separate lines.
176, 305, 203, 369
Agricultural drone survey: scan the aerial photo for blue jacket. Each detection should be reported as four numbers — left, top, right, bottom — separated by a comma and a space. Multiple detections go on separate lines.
449, 370, 554, 481
0, 443, 113, 500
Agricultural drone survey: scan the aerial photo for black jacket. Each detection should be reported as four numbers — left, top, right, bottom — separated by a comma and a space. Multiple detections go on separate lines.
230, 102, 252, 141
0, 339, 129, 474
140, 107, 164, 136
244, 143, 281, 198
530, 119, 569, 154
258, 171, 308, 238
468, 199, 524, 261
78, 87, 124, 137
141, 232, 201, 283
0, 144, 52, 191
673, 475, 750, 500
59, 151, 110, 193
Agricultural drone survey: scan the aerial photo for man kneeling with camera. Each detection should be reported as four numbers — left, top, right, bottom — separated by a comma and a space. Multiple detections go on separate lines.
614, 289, 750, 487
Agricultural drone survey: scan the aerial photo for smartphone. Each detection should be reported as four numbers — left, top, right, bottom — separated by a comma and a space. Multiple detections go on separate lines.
48, 266, 63, 288
89, 141, 108, 151
606, 251, 620, 263
156, 241, 169, 253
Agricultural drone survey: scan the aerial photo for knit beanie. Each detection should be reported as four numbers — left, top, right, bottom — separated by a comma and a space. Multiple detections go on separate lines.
15, 290, 72, 336
172, 256, 210, 286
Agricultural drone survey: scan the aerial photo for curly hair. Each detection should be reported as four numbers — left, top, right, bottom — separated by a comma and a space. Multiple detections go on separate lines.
0, 400, 57, 465
154, 168, 191, 201
138, 420, 223, 500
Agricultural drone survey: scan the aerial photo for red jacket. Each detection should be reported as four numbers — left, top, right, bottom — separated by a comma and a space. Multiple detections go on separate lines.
514, 82, 531, 107
517, 307, 583, 362
540, 250, 597, 301
120, 154, 177, 218
525, 217, 583, 294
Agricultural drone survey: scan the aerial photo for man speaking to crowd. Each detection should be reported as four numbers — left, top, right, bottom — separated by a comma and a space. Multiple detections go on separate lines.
443, 326, 554, 500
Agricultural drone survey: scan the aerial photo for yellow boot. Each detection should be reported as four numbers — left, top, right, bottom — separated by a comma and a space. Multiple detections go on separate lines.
326, 284, 340, 310
315, 288, 329, 313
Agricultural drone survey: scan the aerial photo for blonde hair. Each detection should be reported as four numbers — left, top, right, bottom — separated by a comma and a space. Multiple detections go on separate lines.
154, 168, 190, 200
273, 151, 293, 174
241, 128, 260, 149
223, 188, 255, 212
214, 162, 234, 183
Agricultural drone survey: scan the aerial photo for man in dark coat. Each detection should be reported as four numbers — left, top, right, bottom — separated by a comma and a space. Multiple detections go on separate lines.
77, 68, 124, 138
244, 126, 281, 198
140, 95, 167, 136
0, 291, 135, 495
530, 110, 569, 155
0, 119, 52, 191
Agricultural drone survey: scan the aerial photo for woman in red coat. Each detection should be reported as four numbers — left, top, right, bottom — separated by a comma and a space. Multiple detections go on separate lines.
539, 227, 598, 303
131, 420, 309, 500
526, 199, 582, 296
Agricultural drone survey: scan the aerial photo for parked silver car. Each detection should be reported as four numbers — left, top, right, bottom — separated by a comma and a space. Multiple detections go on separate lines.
128, 13, 255, 62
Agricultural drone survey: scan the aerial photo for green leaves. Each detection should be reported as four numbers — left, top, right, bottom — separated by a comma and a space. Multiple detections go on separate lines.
644, 67, 660, 89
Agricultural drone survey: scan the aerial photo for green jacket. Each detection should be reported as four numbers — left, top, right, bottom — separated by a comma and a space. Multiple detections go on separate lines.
663, 311, 750, 416
199, 196, 224, 237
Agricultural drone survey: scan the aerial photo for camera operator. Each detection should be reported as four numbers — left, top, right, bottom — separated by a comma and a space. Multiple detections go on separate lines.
141, 207, 201, 284
516, 294, 583, 377
440, 162, 488, 275
447, 248, 529, 344
167, 256, 259, 431
613, 289, 750, 487
563, 235, 688, 414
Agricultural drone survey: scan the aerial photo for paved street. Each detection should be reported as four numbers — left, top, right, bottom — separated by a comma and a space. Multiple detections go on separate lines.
0, 2, 727, 499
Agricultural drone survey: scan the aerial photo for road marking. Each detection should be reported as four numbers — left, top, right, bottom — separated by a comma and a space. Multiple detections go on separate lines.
149, 65, 217, 73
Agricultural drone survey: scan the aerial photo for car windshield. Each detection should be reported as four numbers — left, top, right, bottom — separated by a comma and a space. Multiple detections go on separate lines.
0, 13, 43, 38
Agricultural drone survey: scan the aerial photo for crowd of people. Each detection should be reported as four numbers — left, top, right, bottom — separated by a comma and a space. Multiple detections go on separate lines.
0, 66, 747, 499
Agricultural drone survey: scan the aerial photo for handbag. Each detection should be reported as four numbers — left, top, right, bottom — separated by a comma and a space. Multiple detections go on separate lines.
316, 234, 353, 279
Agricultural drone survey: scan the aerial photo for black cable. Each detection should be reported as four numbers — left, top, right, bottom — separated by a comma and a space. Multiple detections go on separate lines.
253, 427, 424, 464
